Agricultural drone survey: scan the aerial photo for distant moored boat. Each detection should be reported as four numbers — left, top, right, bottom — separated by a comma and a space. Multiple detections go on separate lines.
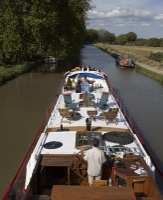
45, 55, 57, 64
116, 55, 135, 68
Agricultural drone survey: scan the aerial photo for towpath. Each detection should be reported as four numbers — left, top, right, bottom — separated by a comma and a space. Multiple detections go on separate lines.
135, 61, 163, 75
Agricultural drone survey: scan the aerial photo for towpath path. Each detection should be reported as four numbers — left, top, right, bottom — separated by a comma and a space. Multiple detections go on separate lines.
135, 61, 163, 75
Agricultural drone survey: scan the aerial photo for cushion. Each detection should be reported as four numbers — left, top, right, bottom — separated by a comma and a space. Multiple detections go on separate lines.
64, 93, 71, 96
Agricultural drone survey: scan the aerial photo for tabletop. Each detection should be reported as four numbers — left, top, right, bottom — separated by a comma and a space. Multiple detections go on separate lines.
50, 185, 136, 200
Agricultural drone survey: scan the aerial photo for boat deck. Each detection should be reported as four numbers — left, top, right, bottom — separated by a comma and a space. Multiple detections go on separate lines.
46, 91, 127, 130
3, 68, 163, 200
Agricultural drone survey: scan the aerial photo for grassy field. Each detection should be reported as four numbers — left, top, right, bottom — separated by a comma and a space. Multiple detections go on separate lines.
94, 43, 163, 70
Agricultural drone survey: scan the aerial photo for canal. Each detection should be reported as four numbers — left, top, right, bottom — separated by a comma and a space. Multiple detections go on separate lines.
0, 44, 163, 197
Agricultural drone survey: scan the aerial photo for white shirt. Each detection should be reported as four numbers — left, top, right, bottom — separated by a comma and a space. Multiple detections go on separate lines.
84, 147, 106, 176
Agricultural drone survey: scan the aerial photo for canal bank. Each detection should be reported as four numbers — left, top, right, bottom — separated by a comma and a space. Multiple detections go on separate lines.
94, 44, 163, 83
0, 60, 43, 86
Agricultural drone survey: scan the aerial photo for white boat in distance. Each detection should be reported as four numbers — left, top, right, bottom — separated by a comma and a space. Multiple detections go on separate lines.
2, 66, 163, 200
45, 55, 57, 64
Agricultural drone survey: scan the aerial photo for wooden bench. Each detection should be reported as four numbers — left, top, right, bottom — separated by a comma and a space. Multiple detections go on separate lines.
50, 185, 136, 200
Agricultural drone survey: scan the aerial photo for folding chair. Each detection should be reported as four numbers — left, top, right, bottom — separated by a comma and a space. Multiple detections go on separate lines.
94, 92, 109, 110
58, 108, 76, 124
63, 93, 77, 110
101, 108, 119, 125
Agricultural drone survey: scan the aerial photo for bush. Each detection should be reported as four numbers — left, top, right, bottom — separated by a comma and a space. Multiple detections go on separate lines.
149, 52, 163, 62
0, 61, 42, 86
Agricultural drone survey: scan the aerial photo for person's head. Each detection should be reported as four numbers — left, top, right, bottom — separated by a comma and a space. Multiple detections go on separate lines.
93, 138, 99, 147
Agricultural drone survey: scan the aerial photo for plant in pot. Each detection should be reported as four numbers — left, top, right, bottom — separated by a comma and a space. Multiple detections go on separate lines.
83, 92, 91, 106
66, 77, 72, 90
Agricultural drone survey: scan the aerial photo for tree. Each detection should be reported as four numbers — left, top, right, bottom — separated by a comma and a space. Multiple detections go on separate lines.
115, 34, 128, 45
0, 0, 92, 63
97, 29, 115, 43
133, 38, 148, 46
0, 0, 37, 63
147, 38, 161, 47
85, 29, 99, 43
126, 32, 137, 42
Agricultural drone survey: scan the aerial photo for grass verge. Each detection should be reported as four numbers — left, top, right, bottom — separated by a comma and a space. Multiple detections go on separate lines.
0, 60, 43, 86
94, 43, 163, 84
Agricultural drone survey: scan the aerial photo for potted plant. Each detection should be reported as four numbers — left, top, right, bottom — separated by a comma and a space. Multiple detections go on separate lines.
83, 92, 91, 106
66, 77, 72, 90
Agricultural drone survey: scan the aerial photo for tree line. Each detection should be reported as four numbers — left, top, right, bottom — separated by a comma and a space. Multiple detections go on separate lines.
85, 29, 163, 47
0, 0, 91, 64
1, 0, 162, 66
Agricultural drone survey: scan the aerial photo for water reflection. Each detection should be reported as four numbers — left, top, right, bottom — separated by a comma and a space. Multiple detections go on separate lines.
44, 63, 57, 73
34, 63, 57, 73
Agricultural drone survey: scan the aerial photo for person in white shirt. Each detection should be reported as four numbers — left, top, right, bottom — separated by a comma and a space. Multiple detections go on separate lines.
78, 138, 106, 186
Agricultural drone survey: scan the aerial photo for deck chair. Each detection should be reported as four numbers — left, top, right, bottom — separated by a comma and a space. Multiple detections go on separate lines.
94, 92, 109, 110
93, 180, 108, 186
63, 93, 77, 110
58, 108, 76, 123
101, 108, 119, 125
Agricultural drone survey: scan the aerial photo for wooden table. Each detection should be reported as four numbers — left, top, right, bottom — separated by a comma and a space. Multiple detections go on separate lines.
50, 185, 136, 200
87, 110, 98, 121
41, 155, 73, 185
79, 100, 95, 108
79, 93, 94, 100
113, 155, 149, 196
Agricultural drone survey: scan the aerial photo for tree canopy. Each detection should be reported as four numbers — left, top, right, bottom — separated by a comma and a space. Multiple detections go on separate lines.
0, 0, 91, 63
85, 28, 163, 47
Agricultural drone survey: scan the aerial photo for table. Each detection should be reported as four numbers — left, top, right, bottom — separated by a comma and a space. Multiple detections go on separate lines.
79, 93, 94, 100
87, 110, 98, 121
79, 100, 95, 108
41, 155, 73, 185
113, 155, 149, 195
50, 185, 136, 200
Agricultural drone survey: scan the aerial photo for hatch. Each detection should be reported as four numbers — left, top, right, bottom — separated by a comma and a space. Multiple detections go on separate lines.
103, 131, 133, 145
43, 141, 63, 149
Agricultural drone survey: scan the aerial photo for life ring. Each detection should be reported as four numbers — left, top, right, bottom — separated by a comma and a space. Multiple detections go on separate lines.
75, 67, 81, 71
82, 66, 89, 71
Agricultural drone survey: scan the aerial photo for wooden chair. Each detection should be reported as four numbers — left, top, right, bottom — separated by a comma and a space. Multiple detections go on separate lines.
93, 180, 108, 186
101, 108, 119, 125
58, 108, 76, 124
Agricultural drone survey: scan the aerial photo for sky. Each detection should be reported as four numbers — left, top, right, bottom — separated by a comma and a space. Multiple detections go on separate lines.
87, 0, 163, 39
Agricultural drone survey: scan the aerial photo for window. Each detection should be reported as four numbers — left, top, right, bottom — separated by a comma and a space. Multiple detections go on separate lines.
75, 131, 104, 150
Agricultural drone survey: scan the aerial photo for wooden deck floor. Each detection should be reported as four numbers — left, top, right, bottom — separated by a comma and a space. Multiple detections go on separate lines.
46, 126, 130, 133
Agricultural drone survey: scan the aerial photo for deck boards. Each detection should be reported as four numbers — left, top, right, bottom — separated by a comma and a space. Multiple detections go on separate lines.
46, 126, 130, 133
